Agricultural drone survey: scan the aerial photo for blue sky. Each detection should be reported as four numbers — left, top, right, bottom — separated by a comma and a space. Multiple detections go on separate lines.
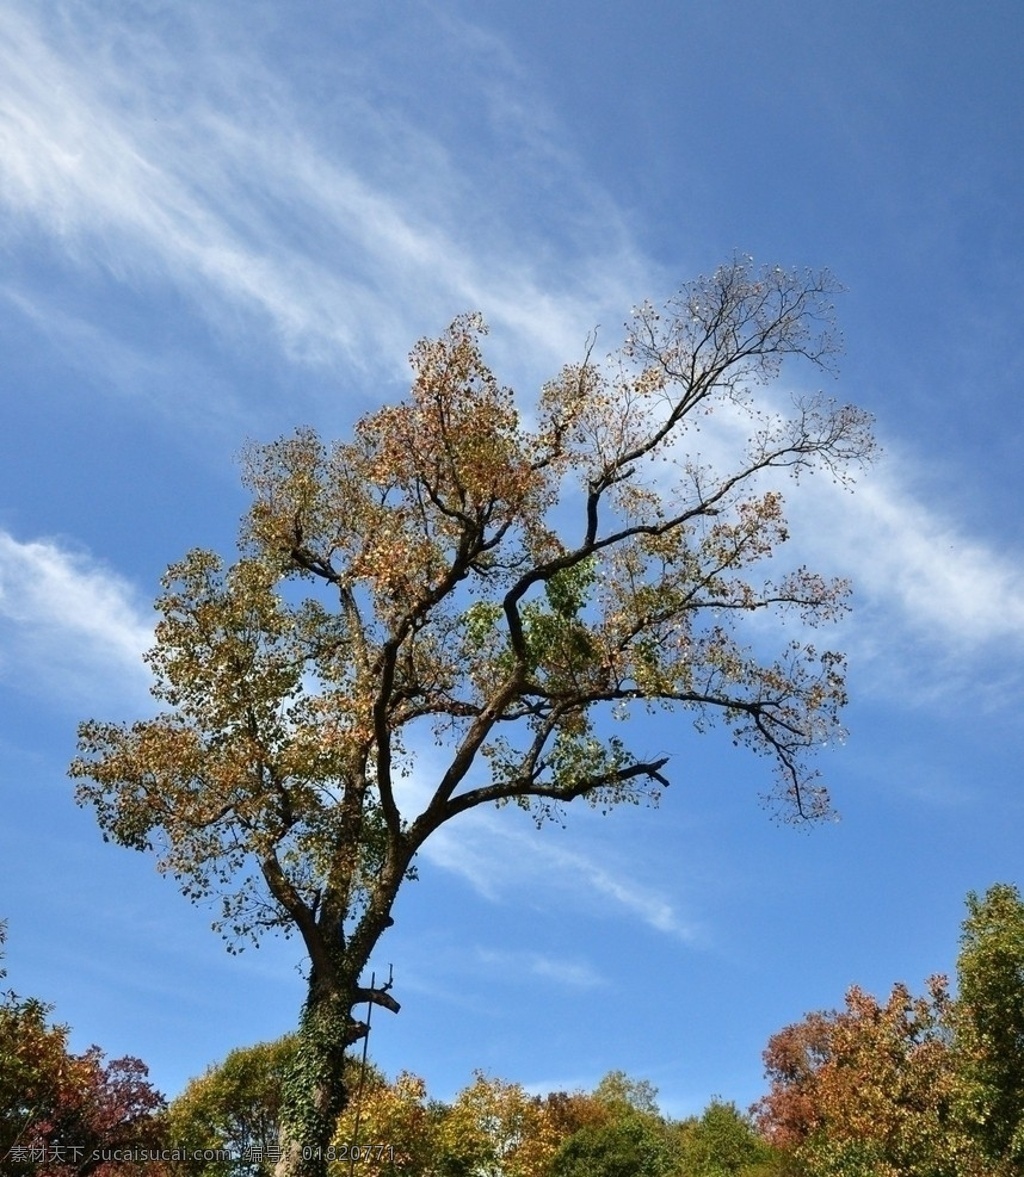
1, 0, 1022, 1119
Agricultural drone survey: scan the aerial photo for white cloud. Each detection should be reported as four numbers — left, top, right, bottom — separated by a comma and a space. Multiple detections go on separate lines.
0, 2, 655, 394
814, 464, 1024, 648
773, 441, 1024, 706
527, 835, 689, 936
0, 530, 152, 706
420, 804, 695, 940
475, 948, 607, 989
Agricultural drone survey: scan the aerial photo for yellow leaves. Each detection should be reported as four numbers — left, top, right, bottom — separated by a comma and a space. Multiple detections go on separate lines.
535, 360, 601, 456
330, 1071, 433, 1176
328, 1069, 684, 1177
433, 1071, 561, 1177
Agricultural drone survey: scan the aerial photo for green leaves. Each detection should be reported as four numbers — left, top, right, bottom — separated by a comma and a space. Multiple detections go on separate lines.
677, 1099, 782, 1177
549, 1075, 676, 1177
545, 558, 596, 619
955, 883, 1024, 1166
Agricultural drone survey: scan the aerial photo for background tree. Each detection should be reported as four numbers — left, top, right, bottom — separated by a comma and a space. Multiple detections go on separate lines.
954, 883, 1024, 1169
331, 1069, 438, 1177
754, 886, 1024, 1176
40, 1051, 167, 1177
1, 948, 72, 1174
590, 1071, 662, 1119
72, 260, 875, 1177
1, 925, 167, 1177
676, 1098, 785, 1176
755, 978, 982, 1175
538, 1088, 609, 1145
750, 1009, 832, 1151
163, 1043, 795, 1177
167, 1035, 303, 1176
429, 1071, 559, 1177
167, 1034, 421, 1177
546, 1072, 675, 1177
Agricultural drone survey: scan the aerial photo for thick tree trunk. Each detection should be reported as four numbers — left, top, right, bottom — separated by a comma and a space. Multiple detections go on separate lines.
274, 976, 356, 1177
266, 856, 404, 1176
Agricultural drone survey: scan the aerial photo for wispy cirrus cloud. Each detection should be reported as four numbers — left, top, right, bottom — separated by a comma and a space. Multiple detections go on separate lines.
812, 465, 1024, 647
781, 444, 1024, 706
803, 469, 1022, 663
3, 1, 1020, 720
0, 530, 152, 706
475, 948, 608, 990
421, 806, 695, 940
0, 1, 653, 391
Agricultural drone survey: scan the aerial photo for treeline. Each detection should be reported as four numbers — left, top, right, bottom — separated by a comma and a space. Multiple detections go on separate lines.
168, 1051, 776, 1177
4, 883, 1024, 1176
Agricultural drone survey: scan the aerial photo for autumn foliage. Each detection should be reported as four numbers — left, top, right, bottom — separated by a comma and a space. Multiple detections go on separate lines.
0, 926, 167, 1177
755, 885, 1024, 1176
71, 260, 874, 1175
165, 1047, 781, 1177
756, 979, 974, 1175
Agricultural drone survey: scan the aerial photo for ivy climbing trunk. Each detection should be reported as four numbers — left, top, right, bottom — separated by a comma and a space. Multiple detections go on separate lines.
271, 870, 404, 1177
276, 975, 356, 1177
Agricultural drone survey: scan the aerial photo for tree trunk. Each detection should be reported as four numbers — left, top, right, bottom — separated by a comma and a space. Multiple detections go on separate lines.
275, 976, 355, 1177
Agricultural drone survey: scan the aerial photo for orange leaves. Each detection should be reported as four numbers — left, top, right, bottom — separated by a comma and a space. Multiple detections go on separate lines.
755, 978, 986, 1175
401, 315, 530, 507
0, 966, 167, 1177
242, 318, 548, 635
356, 315, 541, 528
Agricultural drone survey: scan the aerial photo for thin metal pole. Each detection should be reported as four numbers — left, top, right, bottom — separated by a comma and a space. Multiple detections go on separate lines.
348, 972, 374, 1177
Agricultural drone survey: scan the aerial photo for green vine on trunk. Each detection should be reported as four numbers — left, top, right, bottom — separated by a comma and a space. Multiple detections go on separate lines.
278, 986, 354, 1177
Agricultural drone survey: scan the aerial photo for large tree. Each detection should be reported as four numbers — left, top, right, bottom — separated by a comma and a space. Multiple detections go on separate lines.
72, 260, 874, 1177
